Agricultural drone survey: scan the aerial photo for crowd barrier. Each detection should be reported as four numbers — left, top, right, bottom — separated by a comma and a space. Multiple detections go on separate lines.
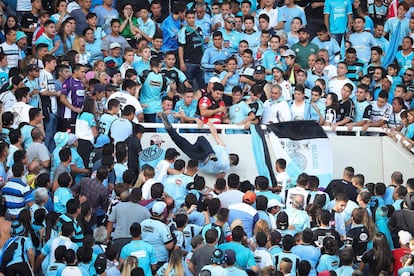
139, 123, 413, 186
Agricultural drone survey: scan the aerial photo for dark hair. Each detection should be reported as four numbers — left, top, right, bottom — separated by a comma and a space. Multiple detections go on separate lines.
58, 172, 72, 187
231, 226, 244, 242
174, 214, 188, 228
255, 176, 269, 190
256, 231, 267, 247
13, 150, 26, 164
205, 228, 218, 243
122, 105, 135, 117
227, 173, 240, 188
256, 195, 268, 211
110, 18, 121, 26
66, 198, 80, 215
59, 147, 71, 162
15, 87, 29, 101
122, 79, 138, 91
282, 234, 295, 251
130, 223, 141, 237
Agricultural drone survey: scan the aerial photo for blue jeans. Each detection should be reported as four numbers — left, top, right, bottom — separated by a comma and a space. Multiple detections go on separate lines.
185, 63, 204, 90
44, 113, 57, 152
332, 33, 345, 45
167, 128, 214, 161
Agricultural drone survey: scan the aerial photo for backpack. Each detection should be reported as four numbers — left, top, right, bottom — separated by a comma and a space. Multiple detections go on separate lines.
0, 236, 25, 273
94, 253, 107, 274
140, 70, 168, 94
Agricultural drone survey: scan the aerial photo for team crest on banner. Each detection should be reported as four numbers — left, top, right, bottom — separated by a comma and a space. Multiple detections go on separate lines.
267, 121, 333, 188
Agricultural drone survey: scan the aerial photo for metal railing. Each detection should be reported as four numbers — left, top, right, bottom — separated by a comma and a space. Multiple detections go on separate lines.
140, 123, 386, 136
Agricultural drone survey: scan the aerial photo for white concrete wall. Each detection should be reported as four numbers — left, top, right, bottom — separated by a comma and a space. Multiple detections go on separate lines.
140, 132, 414, 186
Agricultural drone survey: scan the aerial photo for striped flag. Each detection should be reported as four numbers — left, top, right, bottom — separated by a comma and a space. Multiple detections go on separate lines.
387, 0, 398, 18
267, 121, 334, 188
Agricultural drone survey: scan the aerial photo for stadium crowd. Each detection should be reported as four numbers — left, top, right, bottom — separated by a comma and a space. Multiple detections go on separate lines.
0, 0, 413, 274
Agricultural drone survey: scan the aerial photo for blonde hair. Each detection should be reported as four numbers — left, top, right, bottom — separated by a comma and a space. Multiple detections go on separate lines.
72, 35, 86, 54
163, 249, 184, 276
121, 256, 138, 276
254, 219, 270, 237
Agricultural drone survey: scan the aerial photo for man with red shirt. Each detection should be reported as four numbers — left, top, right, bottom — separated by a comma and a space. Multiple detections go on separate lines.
198, 82, 227, 124
392, 230, 412, 276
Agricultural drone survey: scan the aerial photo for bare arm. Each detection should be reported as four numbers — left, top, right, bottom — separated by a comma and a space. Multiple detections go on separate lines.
106, 221, 113, 243
207, 121, 225, 146
199, 105, 227, 118
324, 14, 330, 34
59, 94, 81, 113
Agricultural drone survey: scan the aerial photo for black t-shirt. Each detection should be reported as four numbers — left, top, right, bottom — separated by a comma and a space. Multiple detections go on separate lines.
346, 225, 369, 260
20, 13, 38, 48
337, 99, 355, 122
305, 0, 324, 19
313, 227, 343, 250
325, 179, 358, 202
178, 26, 204, 64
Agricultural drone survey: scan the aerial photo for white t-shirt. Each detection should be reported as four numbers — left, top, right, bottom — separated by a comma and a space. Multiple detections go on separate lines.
10, 102, 32, 128
39, 69, 58, 113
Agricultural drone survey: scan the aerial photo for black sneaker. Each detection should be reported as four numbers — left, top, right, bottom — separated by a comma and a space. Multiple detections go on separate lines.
209, 153, 218, 162
160, 112, 172, 130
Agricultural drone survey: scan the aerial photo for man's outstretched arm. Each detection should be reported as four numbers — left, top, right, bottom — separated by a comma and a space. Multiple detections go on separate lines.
207, 121, 225, 146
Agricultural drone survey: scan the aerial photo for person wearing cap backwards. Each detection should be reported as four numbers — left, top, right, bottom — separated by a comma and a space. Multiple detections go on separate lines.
199, 248, 228, 276
227, 191, 259, 239
103, 42, 123, 70
201, 30, 232, 84
141, 201, 176, 268
101, 19, 129, 57
291, 27, 319, 69
139, 134, 166, 171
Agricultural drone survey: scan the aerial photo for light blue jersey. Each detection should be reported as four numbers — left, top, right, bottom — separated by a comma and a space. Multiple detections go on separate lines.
311, 37, 341, 65
140, 71, 169, 114
201, 46, 232, 83
6, 236, 34, 267
395, 51, 414, 77
163, 174, 192, 211
384, 17, 410, 48
349, 32, 377, 63
23, 77, 41, 107
242, 31, 261, 49
141, 218, 174, 262
219, 241, 257, 270
229, 101, 252, 124
280, 5, 307, 32
198, 145, 230, 174
53, 187, 73, 214
323, 0, 352, 34
120, 240, 157, 276
161, 14, 181, 52
133, 60, 150, 77
317, 254, 340, 272
262, 49, 283, 81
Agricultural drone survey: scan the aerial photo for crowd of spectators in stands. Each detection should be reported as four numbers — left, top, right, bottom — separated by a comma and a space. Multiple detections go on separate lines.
0, 0, 413, 275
